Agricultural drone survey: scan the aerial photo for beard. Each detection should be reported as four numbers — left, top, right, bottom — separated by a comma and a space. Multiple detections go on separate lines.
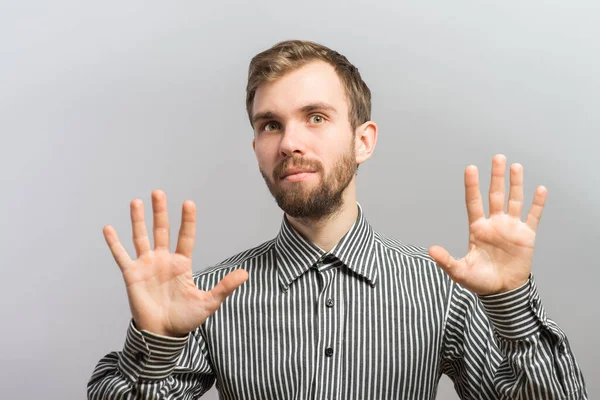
259, 139, 357, 220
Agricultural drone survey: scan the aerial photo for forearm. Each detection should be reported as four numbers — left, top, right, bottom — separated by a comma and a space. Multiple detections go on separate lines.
443, 276, 587, 399
479, 276, 586, 398
88, 320, 214, 399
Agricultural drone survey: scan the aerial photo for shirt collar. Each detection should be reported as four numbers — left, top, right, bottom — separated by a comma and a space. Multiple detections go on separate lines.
274, 202, 377, 292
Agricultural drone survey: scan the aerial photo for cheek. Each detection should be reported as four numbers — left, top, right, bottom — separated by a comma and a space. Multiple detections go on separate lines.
326, 144, 353, 164
254, 144, 276, 171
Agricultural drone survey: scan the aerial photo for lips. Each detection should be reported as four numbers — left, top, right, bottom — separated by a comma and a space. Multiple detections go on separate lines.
280, 168, 317, 179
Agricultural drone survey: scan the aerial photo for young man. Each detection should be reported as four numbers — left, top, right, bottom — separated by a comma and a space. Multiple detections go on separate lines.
88, 40, 587, 399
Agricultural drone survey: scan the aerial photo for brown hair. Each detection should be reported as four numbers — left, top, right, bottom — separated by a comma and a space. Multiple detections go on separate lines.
246, 40, 371, 131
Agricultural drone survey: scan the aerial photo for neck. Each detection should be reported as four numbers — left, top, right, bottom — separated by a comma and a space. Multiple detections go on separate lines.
285, 180, 358, 252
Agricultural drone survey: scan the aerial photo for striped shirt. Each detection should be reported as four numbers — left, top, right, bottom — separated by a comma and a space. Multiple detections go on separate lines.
88, 203, 587, 399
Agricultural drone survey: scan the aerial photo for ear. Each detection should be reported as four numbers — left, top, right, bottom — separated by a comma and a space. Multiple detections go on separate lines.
355, 120, 378, 165
252, 138, 256, 152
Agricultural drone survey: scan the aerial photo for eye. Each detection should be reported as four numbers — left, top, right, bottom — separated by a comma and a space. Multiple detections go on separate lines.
262, 121, 281, 132
309, 114, 326, 124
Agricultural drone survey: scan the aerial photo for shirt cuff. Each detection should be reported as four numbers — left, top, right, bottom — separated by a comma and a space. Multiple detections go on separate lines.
478, 275, 547, 340
118, 319, 190, 382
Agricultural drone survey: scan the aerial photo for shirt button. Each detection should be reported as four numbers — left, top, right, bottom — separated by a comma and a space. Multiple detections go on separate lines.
325, 347, 334, 357
558, 343, 566, 353
326, 298, 334, 308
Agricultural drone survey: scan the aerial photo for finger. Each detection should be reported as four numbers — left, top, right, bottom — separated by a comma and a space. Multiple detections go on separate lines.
103, 225, 134, 272
176, 200, 197, 258
152, 189, 170, 250
205, 269, 249, 312
507, 163, 524, 219
489, 154, 507, 215
130, 199, 151, 257
428, 245, 464, 283
465, 165, 485, 225
526, 186, 548, 231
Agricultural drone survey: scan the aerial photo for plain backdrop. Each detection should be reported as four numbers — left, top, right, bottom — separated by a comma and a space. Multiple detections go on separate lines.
1, 1, 598, 399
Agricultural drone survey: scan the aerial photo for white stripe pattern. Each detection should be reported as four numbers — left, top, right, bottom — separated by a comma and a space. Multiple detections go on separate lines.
88, 203, 587, 399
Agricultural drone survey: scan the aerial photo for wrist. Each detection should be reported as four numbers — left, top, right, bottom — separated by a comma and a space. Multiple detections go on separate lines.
476, 276, 530, 296
133, 319, 189, 339
478, 275, 545, 340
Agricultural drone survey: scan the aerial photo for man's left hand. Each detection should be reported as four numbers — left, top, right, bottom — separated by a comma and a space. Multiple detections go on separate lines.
429, 154, 547, 296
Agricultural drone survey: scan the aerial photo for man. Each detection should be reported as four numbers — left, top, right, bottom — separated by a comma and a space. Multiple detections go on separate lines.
88, 40, 587, 399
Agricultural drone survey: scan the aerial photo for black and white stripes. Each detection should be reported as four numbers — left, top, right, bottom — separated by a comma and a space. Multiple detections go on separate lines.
88, 203, 587, 399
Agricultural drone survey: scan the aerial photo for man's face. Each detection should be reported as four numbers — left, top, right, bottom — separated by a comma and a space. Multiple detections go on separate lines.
252, 60, 358, 220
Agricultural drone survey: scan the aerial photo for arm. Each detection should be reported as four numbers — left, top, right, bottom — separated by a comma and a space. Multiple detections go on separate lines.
427, 155, 587, 398
88, 190, 247, 399
441, 276, 586, 398
88, 321, 215, 399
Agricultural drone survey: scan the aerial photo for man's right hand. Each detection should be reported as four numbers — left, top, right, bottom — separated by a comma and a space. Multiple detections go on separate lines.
103, 189, 248, 338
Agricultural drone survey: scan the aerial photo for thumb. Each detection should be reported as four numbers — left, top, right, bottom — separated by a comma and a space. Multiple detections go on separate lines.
428, 245, 463, 281
205, 269, 249, 313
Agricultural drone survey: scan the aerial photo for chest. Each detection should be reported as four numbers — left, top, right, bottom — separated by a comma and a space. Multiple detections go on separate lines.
203, 266, 448, 399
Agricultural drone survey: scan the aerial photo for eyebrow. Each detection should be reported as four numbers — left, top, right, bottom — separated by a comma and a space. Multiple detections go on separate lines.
251, 102, 338, 126
299, 102, 338, 115
252, 111, 279, 126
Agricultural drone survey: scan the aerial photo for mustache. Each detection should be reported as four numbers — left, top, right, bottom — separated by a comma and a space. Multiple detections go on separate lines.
273, 156, 323, 179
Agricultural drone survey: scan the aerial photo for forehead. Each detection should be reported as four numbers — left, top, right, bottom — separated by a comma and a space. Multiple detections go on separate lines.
252, 60, 348, 117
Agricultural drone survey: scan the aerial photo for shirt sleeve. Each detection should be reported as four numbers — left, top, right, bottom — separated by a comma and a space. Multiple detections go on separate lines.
440, 274, 587, 399
87, 320, 216, 399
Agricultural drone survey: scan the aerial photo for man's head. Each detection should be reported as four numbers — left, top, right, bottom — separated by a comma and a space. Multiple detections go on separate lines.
248, 40, 377, 220
246, 40, 372, 132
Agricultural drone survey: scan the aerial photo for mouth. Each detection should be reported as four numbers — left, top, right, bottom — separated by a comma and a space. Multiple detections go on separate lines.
280, 170, 317, 182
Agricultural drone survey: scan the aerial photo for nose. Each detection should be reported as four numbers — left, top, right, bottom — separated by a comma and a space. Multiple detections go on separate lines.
279, 122, 307, 158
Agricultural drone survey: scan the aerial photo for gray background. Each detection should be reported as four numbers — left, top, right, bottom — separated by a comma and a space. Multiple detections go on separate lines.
1, 0, 598, 398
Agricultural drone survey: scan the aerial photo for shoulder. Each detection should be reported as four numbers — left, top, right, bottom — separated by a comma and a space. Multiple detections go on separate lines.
374, 231, 436, 267
373, 231, 453, 285
192, 238, 276, 287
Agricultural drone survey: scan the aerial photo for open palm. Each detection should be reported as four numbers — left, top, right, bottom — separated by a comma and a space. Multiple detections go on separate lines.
429, 155, 547, 296
103, 190, 248, 337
